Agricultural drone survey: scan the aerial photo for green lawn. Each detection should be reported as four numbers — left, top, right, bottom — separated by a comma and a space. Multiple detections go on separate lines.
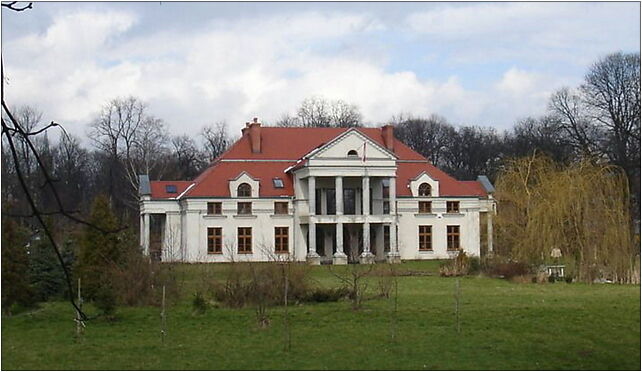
2, 261, 640, 370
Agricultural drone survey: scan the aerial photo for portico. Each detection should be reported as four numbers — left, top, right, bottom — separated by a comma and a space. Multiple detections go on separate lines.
290, 127, 401, 265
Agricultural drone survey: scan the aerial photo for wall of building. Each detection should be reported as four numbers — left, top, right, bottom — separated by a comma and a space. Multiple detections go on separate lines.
396, 197, 482, 259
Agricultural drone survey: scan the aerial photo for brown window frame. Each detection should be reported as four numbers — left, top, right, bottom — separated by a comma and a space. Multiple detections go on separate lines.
447, 225, 460, 250
446, 201, 460, 213
418, 183, 431, 196
274, 201, 289, 215
237, 202, 252, 215
418, 201, 432, 214
238, 227, 252, 253
207, 227, 222, 254
237, 183, 251, 197
274, 227, 289, 253
207, 202, 222, 215
418, 225, 432, 251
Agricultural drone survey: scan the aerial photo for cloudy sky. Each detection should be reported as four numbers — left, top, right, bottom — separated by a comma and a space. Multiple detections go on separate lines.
2, 1, 640, 140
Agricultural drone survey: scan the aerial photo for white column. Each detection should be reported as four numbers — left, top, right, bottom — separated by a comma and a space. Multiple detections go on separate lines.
335, 176, 343, 215
308, 176, 316, 216
487, 210, 494, 255
389, 177, 396, 216
333, 222, 347, 264
390, 223, 398, 254
140, 213, 145, 252
307, 222, 320, 264
142, 213, 150, 256
362, 176, 370, 215
360, 222, 374, 263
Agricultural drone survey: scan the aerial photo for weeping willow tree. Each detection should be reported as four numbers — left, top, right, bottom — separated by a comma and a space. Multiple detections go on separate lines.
495, 153, 638, 283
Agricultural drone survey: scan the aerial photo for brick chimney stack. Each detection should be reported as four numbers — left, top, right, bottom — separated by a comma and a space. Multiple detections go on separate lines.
248, 117, 261, 153
382, 124, 394, 151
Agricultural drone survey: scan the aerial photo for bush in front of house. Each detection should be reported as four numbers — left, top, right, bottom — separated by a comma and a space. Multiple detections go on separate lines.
439, 250, 471, 277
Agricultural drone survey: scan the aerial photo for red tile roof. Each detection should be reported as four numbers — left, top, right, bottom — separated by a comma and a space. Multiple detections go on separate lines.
149, 126, 488, 199
150, 181, 193, 199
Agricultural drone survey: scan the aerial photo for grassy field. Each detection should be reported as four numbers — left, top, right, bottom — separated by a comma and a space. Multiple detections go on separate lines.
2, 261, 640, 370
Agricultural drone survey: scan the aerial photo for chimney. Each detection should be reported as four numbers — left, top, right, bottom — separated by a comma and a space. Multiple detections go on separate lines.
249, 117, 261, 153
241, 122, 250, 136
382, 124, 394, 151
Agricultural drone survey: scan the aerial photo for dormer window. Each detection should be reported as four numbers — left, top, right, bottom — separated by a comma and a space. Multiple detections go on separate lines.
237, 183, 251, 197
165, 185, 177, 194
347, 150, 358, 157
273, 178, 284, 188
418, 183, 431, 197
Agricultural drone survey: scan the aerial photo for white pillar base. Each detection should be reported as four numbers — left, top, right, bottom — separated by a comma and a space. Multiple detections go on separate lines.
332, 252, 348, 265
306, 252, 321, 265
386, 252, 401, 264
359, 251, 375, 265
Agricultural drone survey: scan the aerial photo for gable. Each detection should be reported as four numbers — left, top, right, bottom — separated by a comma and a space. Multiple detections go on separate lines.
310, 129, 397, 161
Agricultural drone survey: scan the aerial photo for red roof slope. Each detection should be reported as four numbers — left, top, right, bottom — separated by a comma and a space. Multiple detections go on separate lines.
187, 161, 294, 197
150, 126, 487, 199
150, 181, 192, 199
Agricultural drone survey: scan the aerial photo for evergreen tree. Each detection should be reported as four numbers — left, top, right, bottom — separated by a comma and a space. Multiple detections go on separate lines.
1, 218, 34, 313
75, 195, 122, 315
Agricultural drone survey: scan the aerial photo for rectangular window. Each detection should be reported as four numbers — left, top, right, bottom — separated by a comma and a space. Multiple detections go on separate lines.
237, 202, 252, 215
326, 189, 336, 215
207, 202, 222, 215
238, 227, 252, 253
419, 201, 432, 214
382, 179, 390, 199
274, 227, 289, 253
344, 188, 356, 215
383, 201, 390, 214
384, 225, 390, 252
274, 202, 289, 215
419, 225, 432, 251
207, 227, 222, 254
447, 225, 460, 250
446, 201, 460, 213
315, 189, 322, 215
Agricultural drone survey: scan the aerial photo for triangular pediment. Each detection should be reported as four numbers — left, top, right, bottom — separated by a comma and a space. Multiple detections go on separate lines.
308, 129, 397, 161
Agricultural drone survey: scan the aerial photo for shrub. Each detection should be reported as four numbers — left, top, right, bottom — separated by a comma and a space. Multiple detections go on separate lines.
469, 257, 481, 274
486, 260, 530, 279
372, 264, 396, 298
192, 292, 207, 314
304, 287, 350, 303
213, 262, 311, 308
548, 275, 556, 283
439, 250, 471, 277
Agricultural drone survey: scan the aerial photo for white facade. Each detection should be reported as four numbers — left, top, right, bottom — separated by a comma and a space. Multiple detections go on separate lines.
139, 126, 495, 264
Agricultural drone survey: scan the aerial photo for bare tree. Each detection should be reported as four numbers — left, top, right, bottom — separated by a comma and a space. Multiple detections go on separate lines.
506, 116, 573, 163
581, 52, 641, 211
391, 114, 454, 165
168, 135, 206, 179
52, 134, 91, 212
275, 96, 363, 128
200, 121, 229, 162
89, 96, 169, 208
548, 87, 602, 157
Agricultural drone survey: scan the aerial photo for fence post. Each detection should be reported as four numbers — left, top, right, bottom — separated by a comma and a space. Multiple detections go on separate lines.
161, 285, 166, 344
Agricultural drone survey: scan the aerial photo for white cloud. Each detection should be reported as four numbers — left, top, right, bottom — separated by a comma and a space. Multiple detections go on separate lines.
2, 4, 636, 141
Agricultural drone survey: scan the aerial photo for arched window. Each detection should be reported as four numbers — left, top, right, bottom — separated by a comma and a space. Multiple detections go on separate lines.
347, 150, 358, 157
418, 183, 431, 197
237, 183, 251, 197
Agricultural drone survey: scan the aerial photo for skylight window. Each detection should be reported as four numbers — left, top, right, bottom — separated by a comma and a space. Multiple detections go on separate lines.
273, 178, 284, 188
165, 185, 177, 194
